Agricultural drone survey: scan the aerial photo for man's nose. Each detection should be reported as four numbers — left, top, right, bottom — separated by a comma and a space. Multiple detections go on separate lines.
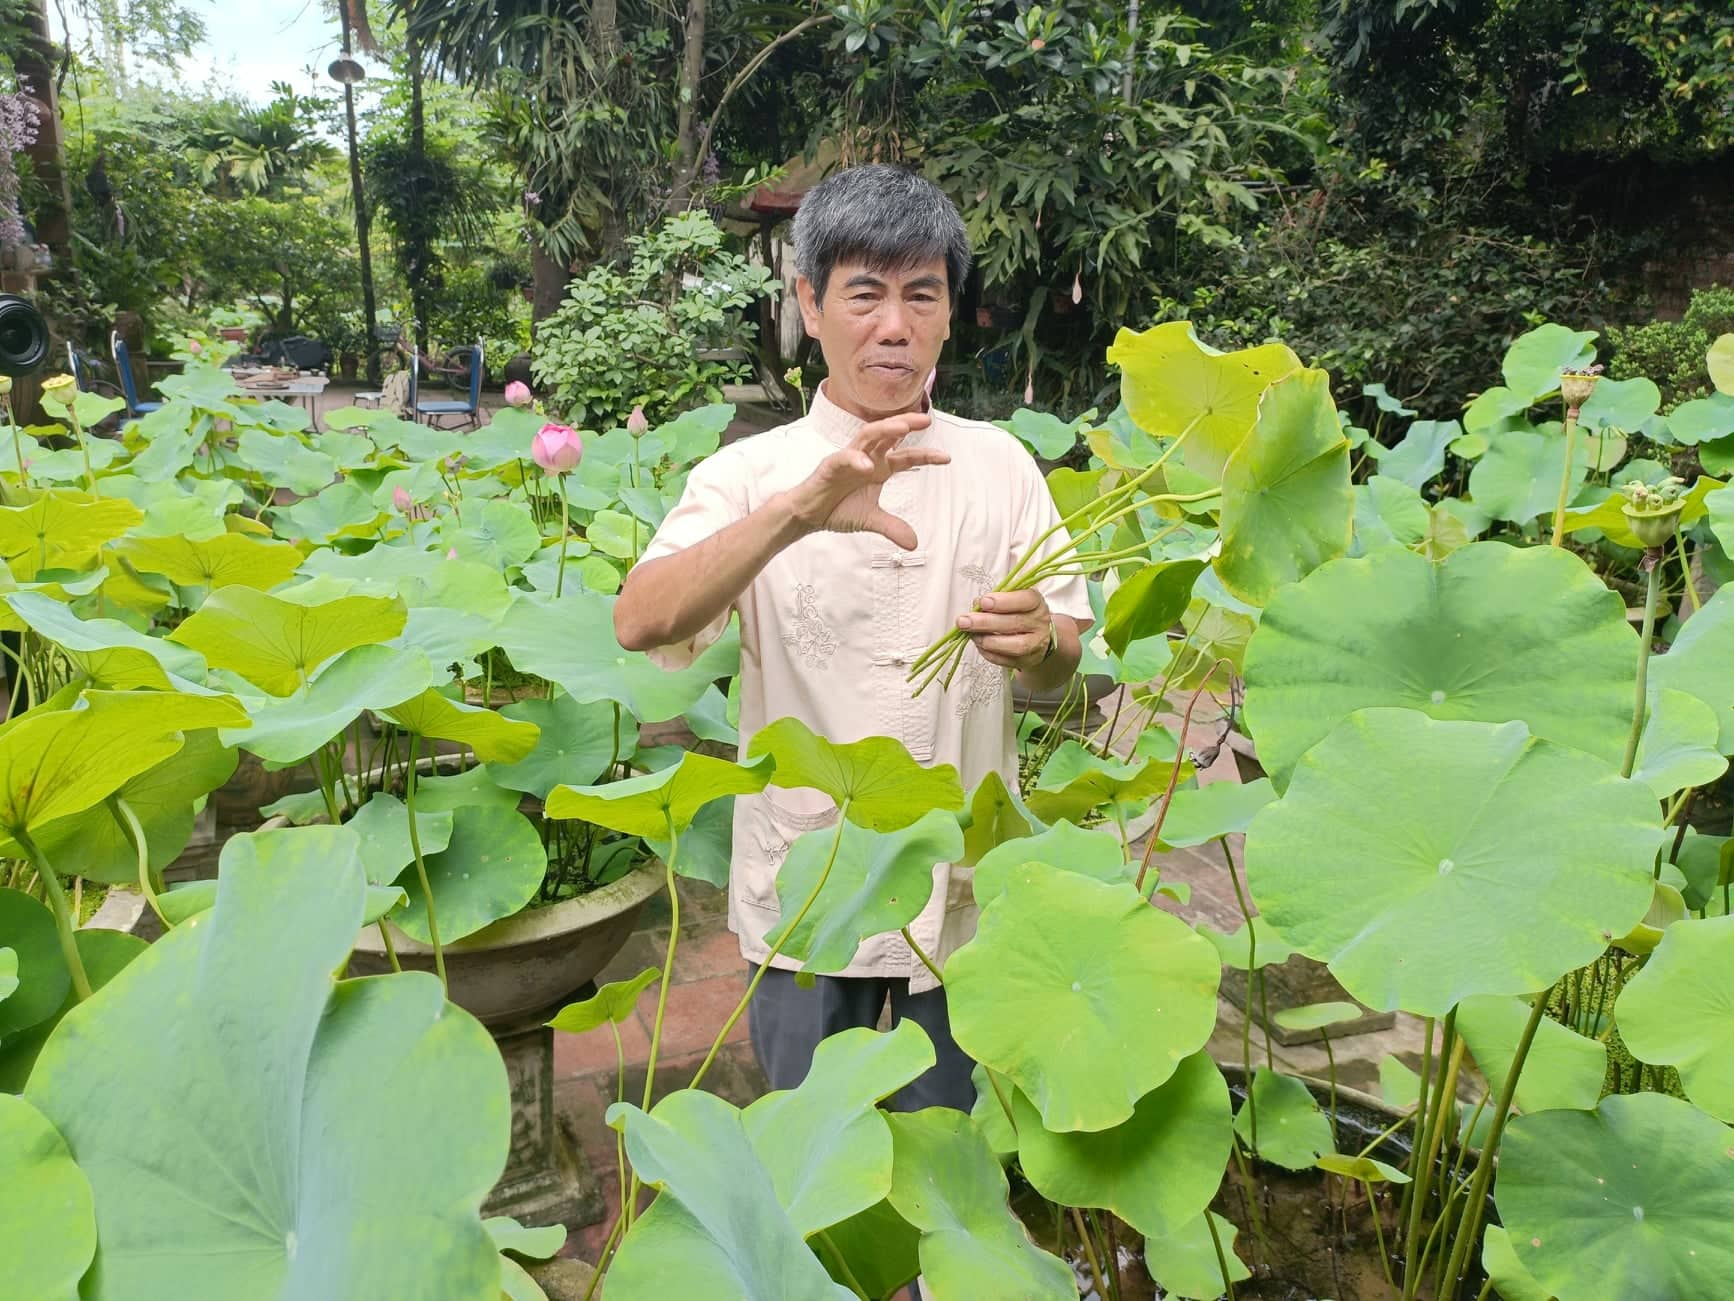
875, 302, 911, 344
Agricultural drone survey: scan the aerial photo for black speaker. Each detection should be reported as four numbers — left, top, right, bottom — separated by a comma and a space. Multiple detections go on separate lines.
0, 293, 51, 377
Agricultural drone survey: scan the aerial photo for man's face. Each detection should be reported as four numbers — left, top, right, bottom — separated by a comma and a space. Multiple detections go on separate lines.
796, 257, 951, 420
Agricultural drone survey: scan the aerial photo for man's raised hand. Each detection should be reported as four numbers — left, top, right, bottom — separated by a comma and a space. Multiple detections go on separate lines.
783, 412, 949, 550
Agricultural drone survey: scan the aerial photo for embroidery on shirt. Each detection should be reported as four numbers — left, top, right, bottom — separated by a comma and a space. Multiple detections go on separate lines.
955, 564, 1005, 717
782, 582, 838, 668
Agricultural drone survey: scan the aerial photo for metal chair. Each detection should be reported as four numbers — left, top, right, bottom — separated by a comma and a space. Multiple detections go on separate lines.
110, 331, 162, 419
413, 342, 484, 429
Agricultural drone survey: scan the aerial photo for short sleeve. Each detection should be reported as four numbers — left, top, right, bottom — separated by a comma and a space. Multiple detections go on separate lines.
636, 447, 750, 669
1012, 457, 1093, 628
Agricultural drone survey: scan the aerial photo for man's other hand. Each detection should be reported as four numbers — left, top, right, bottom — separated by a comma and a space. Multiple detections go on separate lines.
956, 588, 1055, 671
781, 412, 949, 551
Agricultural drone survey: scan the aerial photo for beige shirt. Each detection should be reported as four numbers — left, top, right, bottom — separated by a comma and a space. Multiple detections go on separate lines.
641, 383, 1091, 990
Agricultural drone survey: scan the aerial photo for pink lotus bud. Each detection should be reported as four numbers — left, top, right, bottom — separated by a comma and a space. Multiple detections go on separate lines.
626, 405, 650, 437
445, 547, 459, 560
393, 485, 413, 512
188, 339, 202, 353
504, 380, 532, 408
923, 368, 937, 399
532, 422, 584, 475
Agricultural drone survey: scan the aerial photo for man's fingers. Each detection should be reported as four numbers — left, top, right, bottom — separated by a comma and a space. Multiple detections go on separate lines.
976, 588, 1041, 614
866, 509, 919, 551
972, 634, 1039, 666
886, 448, 950, 472
956, 611, 1041, 635
850, 411, 932, 452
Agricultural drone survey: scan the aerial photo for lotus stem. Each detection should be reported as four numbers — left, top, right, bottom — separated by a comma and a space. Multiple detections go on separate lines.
64, 401, 94, 493
1395, 1015, 1436, 1274
114, 796, 169, 931
687, 801, 853, 1092
641, 817, 683, 1111
1621, 555, 1662, 780
1439, 986, 1555, 1294
1203, 1209, 1239, 1301
14, 826, 92, 1001
580, 1213, 625, 1301
1401, 1017, 1463, 1299
1133, 662, 1226, 893
901, 926, 943, 984
554, 474, 570, 598
1549, 407, 1580, 547
1674, 532, 1700, 614
2, 395, 25, 491
611, 1020, 630, 1232
1221, 836, 1258, 1150
375, 921, 401, 972
403, 735, 446, 989
815, 1230, 869, 1300
1070, 1205, 1109, 1301
986, 1067, 1017, 1131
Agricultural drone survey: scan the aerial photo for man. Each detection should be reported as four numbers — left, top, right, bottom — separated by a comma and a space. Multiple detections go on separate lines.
614, 164, 1091, 1109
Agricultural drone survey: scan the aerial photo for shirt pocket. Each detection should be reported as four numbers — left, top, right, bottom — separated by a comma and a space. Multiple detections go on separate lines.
736, 786, 840, 911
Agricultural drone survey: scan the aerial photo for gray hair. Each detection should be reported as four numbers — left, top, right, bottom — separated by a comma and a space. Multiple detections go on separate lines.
793, 164, 972, 306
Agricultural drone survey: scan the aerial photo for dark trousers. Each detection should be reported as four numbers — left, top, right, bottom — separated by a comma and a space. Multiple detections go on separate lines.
747, 965, 977, 1111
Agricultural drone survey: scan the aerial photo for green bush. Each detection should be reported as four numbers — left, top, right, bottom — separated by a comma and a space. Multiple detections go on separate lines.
530, 212, 774, 427
1607, 286, 1734, 410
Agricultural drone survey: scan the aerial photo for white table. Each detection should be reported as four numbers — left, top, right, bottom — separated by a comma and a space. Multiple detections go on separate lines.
239, 375, 329, 429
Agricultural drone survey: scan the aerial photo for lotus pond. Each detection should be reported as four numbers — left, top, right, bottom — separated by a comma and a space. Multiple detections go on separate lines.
2, 320, 1734, 1300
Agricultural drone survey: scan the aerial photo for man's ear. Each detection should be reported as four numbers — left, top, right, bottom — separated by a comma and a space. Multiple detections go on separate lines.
795, 275, 823, 337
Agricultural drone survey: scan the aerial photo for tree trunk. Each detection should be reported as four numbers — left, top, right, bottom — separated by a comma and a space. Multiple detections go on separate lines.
665, 0, 709, 214
339, 3, 382, 385
531, 238, 570, 330
407, 29, 431, 356
15, 0, 74, 271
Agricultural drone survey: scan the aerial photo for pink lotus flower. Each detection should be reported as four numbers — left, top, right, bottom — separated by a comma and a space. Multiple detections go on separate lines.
446, 547, 459, 560
393, 485, 413, 512
532, 422, 583, 475
504, 380, 532, 408
626, 405, 649, 437
188, 339, 202, 353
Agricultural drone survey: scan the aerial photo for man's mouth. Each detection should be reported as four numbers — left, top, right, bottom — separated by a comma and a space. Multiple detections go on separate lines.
866, 361, 913, 376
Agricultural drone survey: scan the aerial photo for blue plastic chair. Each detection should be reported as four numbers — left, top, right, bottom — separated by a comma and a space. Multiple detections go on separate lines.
110, 331, 162, 418
67, 341, 98, 394
413, 342, 484, 428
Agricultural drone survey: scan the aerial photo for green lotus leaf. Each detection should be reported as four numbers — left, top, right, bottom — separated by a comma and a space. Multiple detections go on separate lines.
0, 1091, 96, 1298
1420, 499, 1477, 560
344, 792, 455, 886
1463, 385, 1534, 434
645, 795, 734, 888
0, 929, 146, 1092
1480, 1226, 1551, 1301
95, 473, 235, 540
764, 809, 965, 974
1316, 1153, 1411, 1184
1142, 1211, 1252, 1301
1450, 431, 1489, 459
1, 730, 237, 885
1215, 368, 1353, 606
1615, 878, 1689, 957
411, 765, 520, 813
748, 716, 964, 832
546, 967, 658, 1035
0, 493, 139, 584
480, 694, 626, 800
1352, 475, 1429, 552
654, 403, 734, 464
972, 820, 1128, 908
1378, 419, 1459, 488
395, 559, 517, 678
956, 768, 1039, 866
1632, 688, 1728, 800
1243, 542, 1637, 788
497, 588, 740, 723
0, 888, 68, 1037
155, 879, 219, 925
1107, 321, 1302, 478
1615, 916, 1734, 1121
947, 863, 1220, 1131
269, 479, 383, 542
1233, 1068, 1332, 1170
1469, 428, 1590, 524
606, 1024, 932, 1300
24, 825, 508, 1300
235, 428, 337, 496
1666, 393, 1734, 445
1711, 333, 1734, 395
378, 688, 540, 764
1498, 1093, 1734, 1300
1012, 1051, 1230, 1236
1244, 711, 1658, 1017
1272, 1000, 1362, 1033
114, 531, 303, 591
1458, 993, 1607, 1113
1501, 323, 1598, 398
1671, 829, 1730, 912
485, 1214, 567, 1266
1025, 739, 1185, 826
1157, 779, 1275, 848
170, 586, 407, 696
4, 590, 210, 693
392, 804, 547, 944
998, 406, 1089, 460
547, 750, 772, 839
1651, 584, 1734, 752
1198, 916, 1295, 971
222, 645, 435, 765
0, 946, 13, 1003
440, 499, 542, 570
885, 1107, 1075, 1301
0, 689, 246, 834
817, 1199, 921, 1299
1103, 559, 1205, 656
1578, 375, 1660, 431
1711, 484, 1734, 556
969, 1064, 1019, 1158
